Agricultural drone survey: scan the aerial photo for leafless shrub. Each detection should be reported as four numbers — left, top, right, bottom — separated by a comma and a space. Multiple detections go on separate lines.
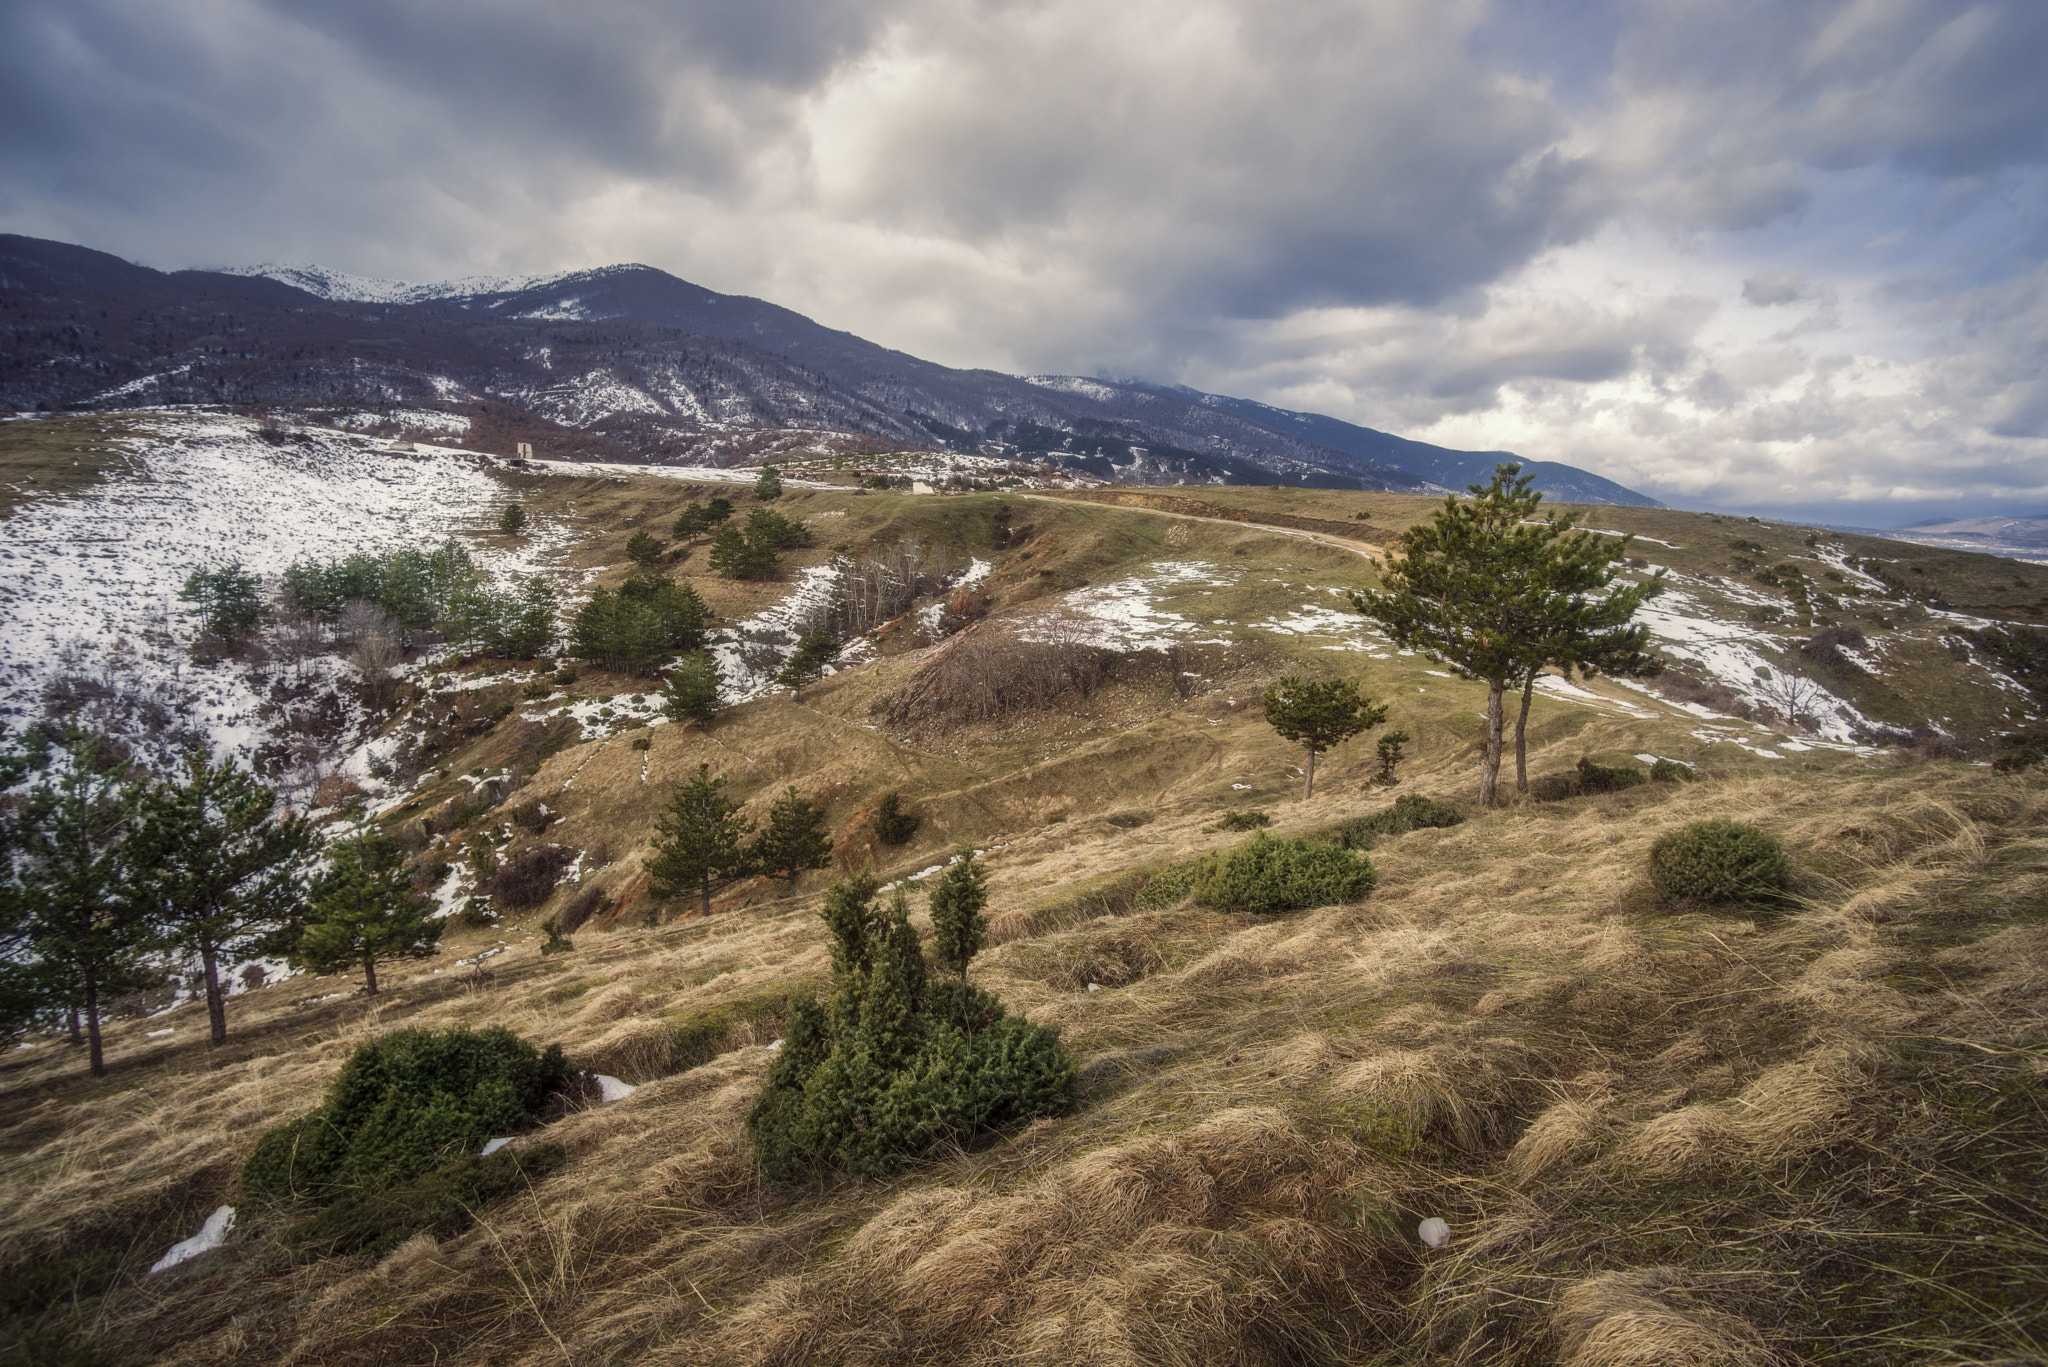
1800, 625, 1869, 674
1645, 668, 1757, 721
823, 536, 961, 637
479, 843, 579, 910
335, 599, 390, 650
555, 884, 610, 935
880, 619, 1134, 729
349, 608, 405, 708
1755, 662, 1827, 729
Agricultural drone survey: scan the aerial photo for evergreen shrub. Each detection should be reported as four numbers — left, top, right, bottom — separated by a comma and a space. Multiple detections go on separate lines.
1648, 819, 1793, 904
871, 791, 919, 845
1650, 758, 1698, 783
1332, 793, 1464, 849
241, 1027, 575, 1202
1133, 862, 1203, 909
1577, 756, 1648, 793
1194, 834, 1377, 914
746, 873, 1075, 1180
1216, 810, 1272, 831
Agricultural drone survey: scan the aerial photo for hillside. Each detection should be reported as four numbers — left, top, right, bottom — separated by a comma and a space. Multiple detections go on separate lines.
0, 233, 1659, 504
2, 414, 2045, 1367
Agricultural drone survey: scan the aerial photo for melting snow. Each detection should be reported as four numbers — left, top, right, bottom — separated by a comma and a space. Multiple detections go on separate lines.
0, 413, 569, 792
149, 1205, 235, 1274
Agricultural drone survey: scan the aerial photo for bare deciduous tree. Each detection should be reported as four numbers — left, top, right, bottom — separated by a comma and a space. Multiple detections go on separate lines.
1755, 661, 1827, 729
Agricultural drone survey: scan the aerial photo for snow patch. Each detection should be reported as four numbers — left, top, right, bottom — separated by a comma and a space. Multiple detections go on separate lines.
149, 1205, 235, 1274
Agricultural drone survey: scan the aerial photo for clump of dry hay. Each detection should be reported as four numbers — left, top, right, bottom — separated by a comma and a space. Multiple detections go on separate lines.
1332, 1040, 1539, 1154
1551, 1268, 1777, 1367
575, 1016, 683, 1082
1616, 1042, 1875, 1178
684, 1108, 1409, 1367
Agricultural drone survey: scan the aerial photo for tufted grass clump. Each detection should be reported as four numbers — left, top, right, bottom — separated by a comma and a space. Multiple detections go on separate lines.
1649, 819, 1793, 905
241, 1026, 576, 1204
1195, 833, 1377, 914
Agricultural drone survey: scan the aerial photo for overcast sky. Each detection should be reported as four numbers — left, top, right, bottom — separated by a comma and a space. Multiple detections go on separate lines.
5, 0, 2045, 523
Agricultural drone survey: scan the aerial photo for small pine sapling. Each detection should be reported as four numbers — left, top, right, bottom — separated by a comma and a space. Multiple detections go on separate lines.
1373, 729, 1411, 786
285, 830, 442, 995
927, 850, 987, 1008
1261, 675, 1388, 799
871, 791, 919, 846
626, 530, 664, 568
754, 465, 783, 501
646, 764, 755, 918
775, 630, 840, 688
497, 504, 527, 536
752, 787, 833, 892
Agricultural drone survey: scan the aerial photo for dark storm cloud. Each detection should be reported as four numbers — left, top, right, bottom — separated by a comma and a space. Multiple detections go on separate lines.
2, 0, 2046, 518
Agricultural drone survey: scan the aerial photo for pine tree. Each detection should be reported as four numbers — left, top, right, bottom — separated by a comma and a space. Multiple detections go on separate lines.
704, 496, 734, 528
179, 562, 265, 636
1261, 676, 1388, 799
647, 764, 755, 918
871, 791, 919, 845
568, 576, 706, 674
129, 752, 317, 1045
708, 524, 778, 579
661, 652, 723, 727
1505, 532, 1666, 795
503, 577, 557, 659
774, 630, 840, 688
285, 830, 441, 995
752, 788, 833, 891
1352, 464, 1551, 808
7, 741, 158, 1077
754, 465, 783, 501
672, 503, 708, 540
497, 503, 527, 536
1374, 729, 1411, 786
626, 530, 664, 567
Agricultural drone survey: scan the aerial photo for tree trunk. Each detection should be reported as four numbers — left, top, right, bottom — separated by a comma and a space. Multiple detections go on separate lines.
363, 953, 379, 996
1514, 672, 1537, 797
202, 943, 228, 1046
701, 876, 712, 919
85, 974, 105, 1079
1303, 747, 1317, 801
1478, 679, 1507, 808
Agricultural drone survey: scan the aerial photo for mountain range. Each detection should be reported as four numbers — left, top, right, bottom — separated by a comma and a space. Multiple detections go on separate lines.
1, 233, 1659, 504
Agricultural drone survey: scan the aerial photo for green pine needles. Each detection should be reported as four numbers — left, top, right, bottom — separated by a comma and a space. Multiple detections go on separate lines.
241, 1026, 575, 1202
746, 859, 1076, 1181
1194, 833, 1378, 914
1649, 819, 1793, 905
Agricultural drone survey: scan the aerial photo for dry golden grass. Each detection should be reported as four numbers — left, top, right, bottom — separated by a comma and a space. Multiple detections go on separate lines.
6, 475, 2048, 1365
3, 759, 2044, 1366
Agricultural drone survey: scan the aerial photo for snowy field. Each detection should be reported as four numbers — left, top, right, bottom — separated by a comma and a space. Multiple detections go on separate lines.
0, 411, 563, 787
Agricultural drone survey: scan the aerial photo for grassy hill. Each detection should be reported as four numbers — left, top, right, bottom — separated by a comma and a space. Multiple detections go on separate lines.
2, 421, 2045, 1366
